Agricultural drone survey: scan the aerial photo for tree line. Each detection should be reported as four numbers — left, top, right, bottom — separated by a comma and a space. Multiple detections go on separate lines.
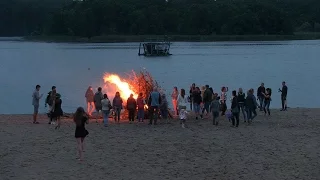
1, 0, 320, 38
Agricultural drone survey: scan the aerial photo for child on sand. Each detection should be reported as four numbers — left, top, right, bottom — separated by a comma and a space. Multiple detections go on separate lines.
177, 89, 188, 128
179, 109, 188, 128
74, 107, 89, 161
210, 94, 220, 125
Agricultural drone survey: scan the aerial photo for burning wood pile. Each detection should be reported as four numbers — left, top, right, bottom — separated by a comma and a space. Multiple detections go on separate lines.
103, 69, 165, 120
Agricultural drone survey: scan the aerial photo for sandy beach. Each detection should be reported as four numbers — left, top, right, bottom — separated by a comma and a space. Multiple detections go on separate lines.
1, 108, 320, 180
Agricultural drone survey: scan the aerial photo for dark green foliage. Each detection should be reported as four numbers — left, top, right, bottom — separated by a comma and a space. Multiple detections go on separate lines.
1, 0, 320, 37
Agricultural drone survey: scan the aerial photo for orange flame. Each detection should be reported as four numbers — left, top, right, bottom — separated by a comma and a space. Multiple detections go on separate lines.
103, 74, 138, 100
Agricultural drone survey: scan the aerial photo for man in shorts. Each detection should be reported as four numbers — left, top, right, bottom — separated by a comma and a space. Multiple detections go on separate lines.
32, 85, 43, 124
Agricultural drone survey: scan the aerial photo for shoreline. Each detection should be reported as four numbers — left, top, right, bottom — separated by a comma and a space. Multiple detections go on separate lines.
22, 33, 320, 43
0, 107, 310, 116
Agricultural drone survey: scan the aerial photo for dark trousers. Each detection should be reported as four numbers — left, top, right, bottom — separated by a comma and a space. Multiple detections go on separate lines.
281, 96, 287, 110
232, 112, 240, 126
114, 107, 121, 121
128, 109, 135, 122
247, 108, 257, 121
258, 96, 264, 110
221, 101, 227, 115
264, 101, 270, 115
149, 106, 158, 125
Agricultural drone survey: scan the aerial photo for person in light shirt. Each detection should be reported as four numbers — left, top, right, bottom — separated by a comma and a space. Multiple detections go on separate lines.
177, 89, 189, 128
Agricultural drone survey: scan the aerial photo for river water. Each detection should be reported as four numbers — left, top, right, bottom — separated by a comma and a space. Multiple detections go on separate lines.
0, 40, 319, 114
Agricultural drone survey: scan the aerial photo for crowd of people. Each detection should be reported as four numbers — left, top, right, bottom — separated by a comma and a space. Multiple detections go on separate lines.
31, 81, 288, 161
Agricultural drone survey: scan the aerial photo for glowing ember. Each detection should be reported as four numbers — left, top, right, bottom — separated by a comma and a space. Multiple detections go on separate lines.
103, 74, 138, 100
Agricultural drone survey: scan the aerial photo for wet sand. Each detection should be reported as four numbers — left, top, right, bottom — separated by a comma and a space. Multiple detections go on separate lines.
1, 108, 320, 180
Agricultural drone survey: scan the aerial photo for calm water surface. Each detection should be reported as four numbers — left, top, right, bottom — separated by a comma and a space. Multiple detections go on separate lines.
0, 40, 319, 114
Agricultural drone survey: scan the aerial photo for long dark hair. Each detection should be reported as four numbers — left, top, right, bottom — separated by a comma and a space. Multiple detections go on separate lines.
86, 86, 92, 93
181, 89, 185, 98
74, 107, 86, 126
232, 90, 237, 97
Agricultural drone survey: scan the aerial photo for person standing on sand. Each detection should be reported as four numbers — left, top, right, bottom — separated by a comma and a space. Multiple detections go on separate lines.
220, 86, 228, 116
32, 85, 43, 124
49, 89, 57, 124
94, 87, 103, 121
189, 83, 196, 111
210, 94, 220, 125
101, 94, 111, 127
279, 81, 288, 111
51, 93, 63, 129
85, 86, 95, 117
148, 87, 161, 125
192, 87, 202, 120
160, 93, 169, 123
245, 89, 259, 124
201, 85, 212, 119
74, 107, 89, 161
257, 83, 265, 111
136, 93, 146, 122
113, 92, 123, 123
127, 94, 137, 124
171, 87, 179, 115
177, 89, 188, 128
45, 86, 56, 124
231, 90, 240, 127
262, 88, 272, 115
237, 88, 247, 122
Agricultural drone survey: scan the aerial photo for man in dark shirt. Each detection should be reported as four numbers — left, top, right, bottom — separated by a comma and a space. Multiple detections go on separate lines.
279, 81, 288, 111
257, 83, 265, 111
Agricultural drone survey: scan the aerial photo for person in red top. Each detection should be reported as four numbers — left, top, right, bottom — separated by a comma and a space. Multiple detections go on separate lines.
136, 93, 146, 122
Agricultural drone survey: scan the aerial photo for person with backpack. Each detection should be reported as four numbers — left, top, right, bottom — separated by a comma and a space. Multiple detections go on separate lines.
136, 93, 146, 122
127, 94, 137, 124
93, 87, 104, 122
101, 93, 112, 127
148, 87, 161, 125
51, 93, 63, 129
45, 86, 56, 124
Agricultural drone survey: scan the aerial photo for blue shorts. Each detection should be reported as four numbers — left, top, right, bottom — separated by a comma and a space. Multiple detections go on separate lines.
34, 105, 39, 114
193, 103, 200, 113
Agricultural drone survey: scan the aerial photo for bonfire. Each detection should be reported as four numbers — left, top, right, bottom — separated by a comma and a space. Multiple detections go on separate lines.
103, 69, 165, 119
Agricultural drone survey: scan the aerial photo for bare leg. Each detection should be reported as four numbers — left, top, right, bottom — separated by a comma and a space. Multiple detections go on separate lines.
81, 138, 85, 152
76, 138, 83, 161
33, 113, 37, 123
55, 117, 61, 129
87, 102, 90, 116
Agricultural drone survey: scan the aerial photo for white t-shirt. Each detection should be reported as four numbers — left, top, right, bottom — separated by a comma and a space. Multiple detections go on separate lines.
177, 94, 188, 107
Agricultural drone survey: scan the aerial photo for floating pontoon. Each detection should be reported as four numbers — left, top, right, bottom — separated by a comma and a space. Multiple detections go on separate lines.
138, 38, 172, 56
